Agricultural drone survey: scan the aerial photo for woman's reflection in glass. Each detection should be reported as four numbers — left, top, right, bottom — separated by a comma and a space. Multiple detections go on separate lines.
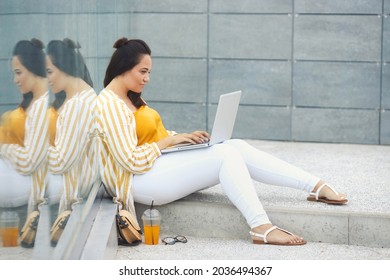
0, 39, 49, 248
46, 38, 97, 246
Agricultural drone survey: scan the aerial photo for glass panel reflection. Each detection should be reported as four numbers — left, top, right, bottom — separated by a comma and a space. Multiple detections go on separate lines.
1, 1, 100, 259
0, 38, 49, 258
46, 38, 97, 247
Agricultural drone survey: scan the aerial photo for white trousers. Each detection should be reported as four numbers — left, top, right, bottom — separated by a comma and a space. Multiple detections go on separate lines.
46, 173, 63, 206
133, 139, 320, 228
0, 158, 31, 208
0, 158, 62, 211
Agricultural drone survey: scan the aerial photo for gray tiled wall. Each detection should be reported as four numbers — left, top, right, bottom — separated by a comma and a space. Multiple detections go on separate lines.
0, 0, 389, 145
293, 62, 381, 109
383, 64, 390, 109
209, 60, 292, 106
294, 15, 382, 61
295, 0, 382, 14
292, 108, 380, 143
210, 14, 292, 59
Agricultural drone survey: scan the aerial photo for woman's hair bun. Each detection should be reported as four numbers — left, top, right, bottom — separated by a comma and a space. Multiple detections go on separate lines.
113, 37, 129, 49
63, 38, 81, 49
30, 38, 44, 50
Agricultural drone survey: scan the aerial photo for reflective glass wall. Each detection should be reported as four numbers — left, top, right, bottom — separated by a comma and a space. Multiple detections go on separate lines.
0, 0, 103, 259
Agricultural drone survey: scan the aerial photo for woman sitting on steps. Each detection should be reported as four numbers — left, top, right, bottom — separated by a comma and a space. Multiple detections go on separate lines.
96, 37, 348, 246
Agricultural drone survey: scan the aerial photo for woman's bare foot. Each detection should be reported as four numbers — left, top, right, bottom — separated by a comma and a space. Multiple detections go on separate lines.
308, 180, 348, 204
250, 224, 306, 245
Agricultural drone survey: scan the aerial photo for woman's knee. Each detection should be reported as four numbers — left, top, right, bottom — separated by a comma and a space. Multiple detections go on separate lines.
224, 138, 248, 149
212, 141, 241, 155
211, 141, 249, 165
0, 176, 31, 207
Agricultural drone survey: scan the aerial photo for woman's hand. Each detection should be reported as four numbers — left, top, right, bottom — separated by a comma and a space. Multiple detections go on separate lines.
156, 131, 210, 151
189, 131, 210, 143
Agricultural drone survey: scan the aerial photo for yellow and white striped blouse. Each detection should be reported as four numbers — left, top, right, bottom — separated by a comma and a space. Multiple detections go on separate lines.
48, 88, 98, 211
96, 89, 161, 212
0, 92, 49, 209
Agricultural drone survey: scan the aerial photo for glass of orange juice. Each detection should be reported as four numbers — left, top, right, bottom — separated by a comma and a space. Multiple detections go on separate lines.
0, 211, 19, 247
141, 207, 161, 245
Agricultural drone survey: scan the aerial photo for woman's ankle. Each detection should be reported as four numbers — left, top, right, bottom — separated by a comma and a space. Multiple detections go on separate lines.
251, 223, 273, 234
312, 180, 326, 193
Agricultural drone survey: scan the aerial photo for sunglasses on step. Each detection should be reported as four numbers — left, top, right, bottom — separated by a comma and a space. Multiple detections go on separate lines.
162, 235, 187, 245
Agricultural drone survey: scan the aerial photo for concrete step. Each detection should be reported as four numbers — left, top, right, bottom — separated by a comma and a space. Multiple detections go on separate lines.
116, 234, 390, 260
135, 191, 390, 249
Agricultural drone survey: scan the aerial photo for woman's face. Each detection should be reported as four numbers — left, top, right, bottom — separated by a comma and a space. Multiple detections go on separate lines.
12, 56, 36, 94
46, 56, 68, 94
123, 54, 152, 93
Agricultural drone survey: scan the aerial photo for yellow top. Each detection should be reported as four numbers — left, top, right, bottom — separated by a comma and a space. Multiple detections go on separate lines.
47, 107, 58, 146
0, 107, 26, 146
133, 105, 169, 145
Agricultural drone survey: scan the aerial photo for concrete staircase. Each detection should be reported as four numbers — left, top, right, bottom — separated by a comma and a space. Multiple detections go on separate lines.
134, 186, 390, 249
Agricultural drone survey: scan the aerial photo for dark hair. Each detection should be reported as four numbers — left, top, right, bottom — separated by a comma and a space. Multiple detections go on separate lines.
13, 39, 46, 110
13, 38, 46, 78
19, 92, 33, 111
51, 91, 66, 110
104, 38, 151, 108
47, 38, 93, 87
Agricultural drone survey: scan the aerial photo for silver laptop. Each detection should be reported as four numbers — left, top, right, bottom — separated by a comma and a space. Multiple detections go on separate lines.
161, 90, 242, 154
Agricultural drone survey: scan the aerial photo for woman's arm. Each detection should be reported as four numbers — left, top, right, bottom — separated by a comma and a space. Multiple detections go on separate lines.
0, 95, 49, 175
48, 95, 94, 174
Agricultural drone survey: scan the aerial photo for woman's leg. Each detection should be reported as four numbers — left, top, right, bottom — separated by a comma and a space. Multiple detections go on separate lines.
133, 144, 305, 245
224, 139, 319, 192
133, 144, 269, 226
0, 158, 31, 208
225, 139, 347, 203
47, 173, 63, 205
